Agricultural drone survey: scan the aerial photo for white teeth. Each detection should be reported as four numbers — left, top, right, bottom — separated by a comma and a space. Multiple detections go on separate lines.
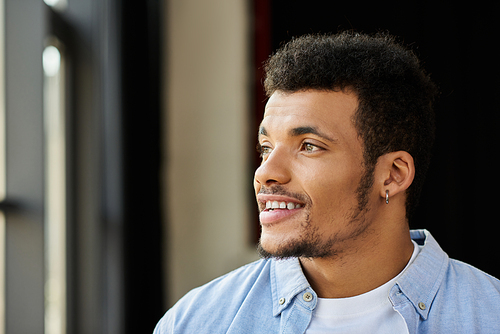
265, 201, 302, 210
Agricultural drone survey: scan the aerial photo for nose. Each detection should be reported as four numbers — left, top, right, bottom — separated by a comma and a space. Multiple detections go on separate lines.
254, 148, 291, 187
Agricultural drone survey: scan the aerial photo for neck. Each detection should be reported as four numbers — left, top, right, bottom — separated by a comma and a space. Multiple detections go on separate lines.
299, 219, 414, 299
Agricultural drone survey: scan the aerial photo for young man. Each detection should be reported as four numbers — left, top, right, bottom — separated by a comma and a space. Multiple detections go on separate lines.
154, 32, 500, 333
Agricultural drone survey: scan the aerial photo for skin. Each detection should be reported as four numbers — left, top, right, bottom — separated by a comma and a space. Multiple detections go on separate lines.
254, 89, 415, 298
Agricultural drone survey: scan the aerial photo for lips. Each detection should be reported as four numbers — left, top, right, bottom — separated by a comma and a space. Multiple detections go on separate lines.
257, 195, 305, 225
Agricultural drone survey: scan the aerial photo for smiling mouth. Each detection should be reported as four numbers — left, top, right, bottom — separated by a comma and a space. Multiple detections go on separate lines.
264, 200, 302, 211
259, 200, 304, 225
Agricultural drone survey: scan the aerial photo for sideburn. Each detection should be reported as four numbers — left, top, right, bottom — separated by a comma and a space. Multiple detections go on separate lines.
354, 162, 376, 215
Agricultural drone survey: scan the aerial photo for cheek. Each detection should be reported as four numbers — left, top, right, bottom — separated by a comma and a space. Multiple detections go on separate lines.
301, 160, 363, 214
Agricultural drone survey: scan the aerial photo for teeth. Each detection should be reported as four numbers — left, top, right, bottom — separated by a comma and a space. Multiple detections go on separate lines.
264, 201, 302, 210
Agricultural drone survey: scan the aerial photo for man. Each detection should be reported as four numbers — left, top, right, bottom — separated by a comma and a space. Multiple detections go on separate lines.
154, 32, 500, 333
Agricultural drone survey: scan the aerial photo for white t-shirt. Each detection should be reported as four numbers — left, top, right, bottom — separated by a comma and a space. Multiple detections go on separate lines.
305, 241, 420, 334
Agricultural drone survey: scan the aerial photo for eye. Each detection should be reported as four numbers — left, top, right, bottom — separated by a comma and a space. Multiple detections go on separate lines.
257, 143, 273, 158
301, 142, 322, 153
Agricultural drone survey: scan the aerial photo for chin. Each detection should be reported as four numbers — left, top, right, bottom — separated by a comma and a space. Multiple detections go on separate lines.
257, 232, 334, 260
257, 234, 293, 259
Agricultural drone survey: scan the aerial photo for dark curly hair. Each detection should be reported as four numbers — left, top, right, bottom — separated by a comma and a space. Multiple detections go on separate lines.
264, 32, 438, 220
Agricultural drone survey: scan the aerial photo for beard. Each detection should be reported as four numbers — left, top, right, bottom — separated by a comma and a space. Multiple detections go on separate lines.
257, 164, 375, 260
257, 224, 337, 260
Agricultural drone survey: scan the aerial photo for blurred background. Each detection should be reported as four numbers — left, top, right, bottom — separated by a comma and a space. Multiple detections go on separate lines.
0, 0, 498, 333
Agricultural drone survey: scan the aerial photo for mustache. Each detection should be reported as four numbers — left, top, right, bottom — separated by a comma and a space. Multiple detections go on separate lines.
258, 185, 311, 205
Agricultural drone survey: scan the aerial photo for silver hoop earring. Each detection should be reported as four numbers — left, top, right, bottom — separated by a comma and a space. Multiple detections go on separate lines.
385, 190, 389, 204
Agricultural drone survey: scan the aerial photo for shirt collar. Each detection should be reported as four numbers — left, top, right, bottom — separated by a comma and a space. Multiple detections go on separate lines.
270, 257, 312, 316
269, 229, 449, 319
392, 229, 449, 320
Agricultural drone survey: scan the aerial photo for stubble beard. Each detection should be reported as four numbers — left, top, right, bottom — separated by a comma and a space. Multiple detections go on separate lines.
257, 164, 375, 260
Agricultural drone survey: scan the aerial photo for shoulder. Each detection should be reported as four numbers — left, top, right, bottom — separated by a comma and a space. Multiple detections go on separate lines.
430, 258, 500, 332
411, 229, 500, 295
404, 230, 500, 332
154, 259, 273, 334
172, 258, 272, 310
444, 258, 500, 299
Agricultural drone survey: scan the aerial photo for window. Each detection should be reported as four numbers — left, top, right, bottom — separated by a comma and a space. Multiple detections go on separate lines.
43, 40, 67, 334
0, 0, 164, 332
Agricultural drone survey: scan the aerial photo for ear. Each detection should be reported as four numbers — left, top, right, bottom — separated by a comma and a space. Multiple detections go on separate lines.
376, 151, 415, 202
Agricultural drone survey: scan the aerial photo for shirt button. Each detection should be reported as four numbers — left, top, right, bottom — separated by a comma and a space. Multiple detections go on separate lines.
279, 298, 285, 305
303, 292, 313, 302
418, 302, 426, 310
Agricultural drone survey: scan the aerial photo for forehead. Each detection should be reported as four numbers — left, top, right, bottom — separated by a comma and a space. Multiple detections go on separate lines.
260, 90, 359, 141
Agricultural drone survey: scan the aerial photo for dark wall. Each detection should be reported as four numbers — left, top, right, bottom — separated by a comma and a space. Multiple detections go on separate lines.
263, 1, 500, 278
121, 0, 164, 332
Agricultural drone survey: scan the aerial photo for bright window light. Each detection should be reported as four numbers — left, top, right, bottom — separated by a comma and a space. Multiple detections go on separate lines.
43, 0, 67, 11
43, 41, 67, 334
43, 46, 61, 77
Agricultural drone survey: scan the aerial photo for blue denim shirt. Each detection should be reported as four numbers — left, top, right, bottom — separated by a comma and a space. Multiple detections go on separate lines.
154, 230, 500, 333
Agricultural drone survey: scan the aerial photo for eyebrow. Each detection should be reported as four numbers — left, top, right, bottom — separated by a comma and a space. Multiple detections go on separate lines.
258, 125, 337, 143
290, 126, 337, 143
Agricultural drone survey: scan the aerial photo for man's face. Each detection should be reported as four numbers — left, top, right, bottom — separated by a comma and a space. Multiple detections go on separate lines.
254, 89, 375, 259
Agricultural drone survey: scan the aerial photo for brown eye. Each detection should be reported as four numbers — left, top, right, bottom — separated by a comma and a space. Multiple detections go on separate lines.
257, 143, 273, 157
304, 143, 315, 152
302, 142, 320, 153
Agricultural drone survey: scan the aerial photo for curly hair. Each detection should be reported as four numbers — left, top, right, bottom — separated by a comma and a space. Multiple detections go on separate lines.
264, 32, 438, 220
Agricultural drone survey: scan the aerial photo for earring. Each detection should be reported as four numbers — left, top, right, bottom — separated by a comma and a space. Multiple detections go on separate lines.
385, 190, 389, 204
